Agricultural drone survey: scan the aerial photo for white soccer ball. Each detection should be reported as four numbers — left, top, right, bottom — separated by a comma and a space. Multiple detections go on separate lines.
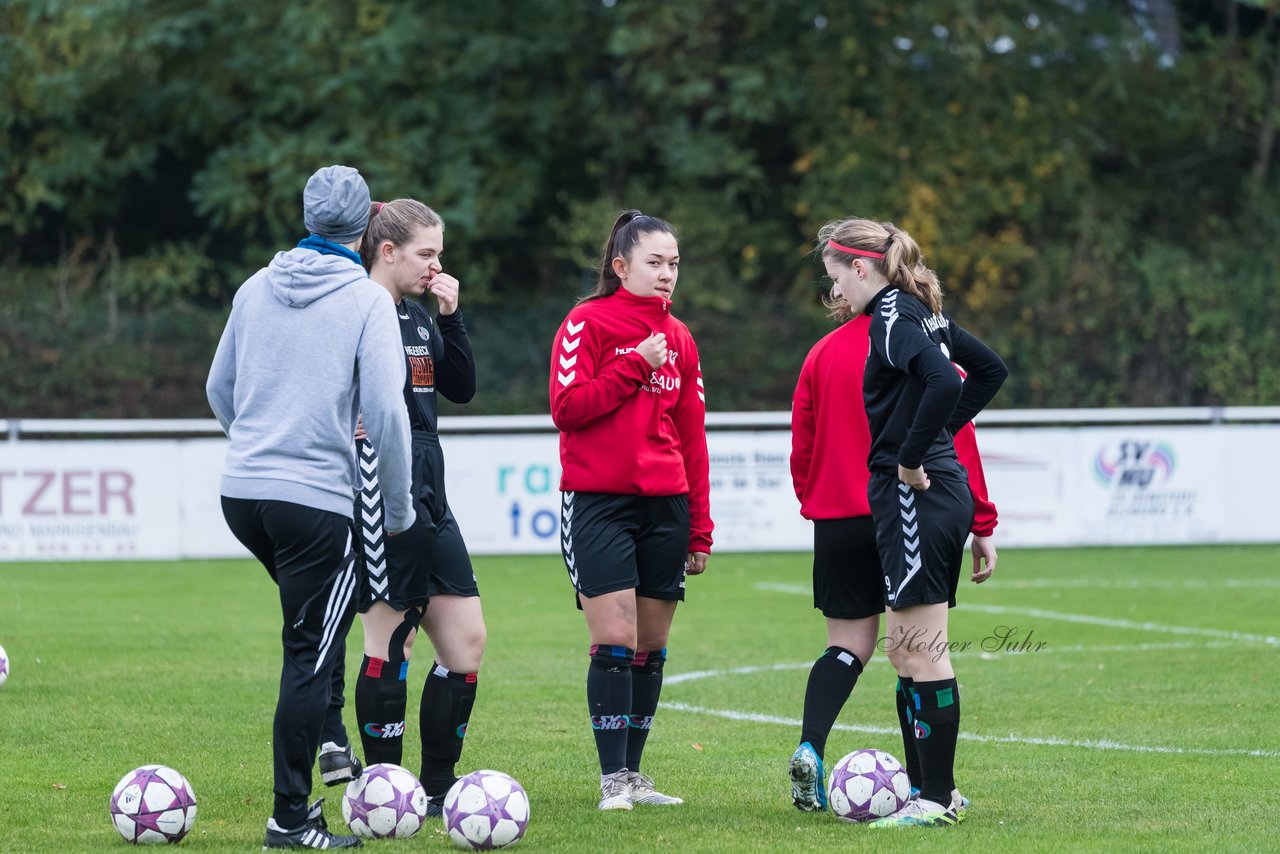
827, 748, 911, 822
442, 769, 530, 850
342, 763, 429, 839
109, 765, 198, 844
0, 643, 8, 687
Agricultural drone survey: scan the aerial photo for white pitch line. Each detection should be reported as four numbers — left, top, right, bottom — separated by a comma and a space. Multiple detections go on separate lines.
999, 578, 1280, 590
751, 582, 1280, 645
661, 702, 1280, 759
754, 578, 1280, 593
958, 603, 1279, 646
754, 582, 812, 595
665, 640, 1240, 687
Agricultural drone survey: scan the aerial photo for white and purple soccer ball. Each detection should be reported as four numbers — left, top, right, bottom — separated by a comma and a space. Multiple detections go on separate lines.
342, 763, 429, 839
0, 643, 8, 687
827, 748, 911, 822
109, 765, 198, 844
442, 769, 529, 850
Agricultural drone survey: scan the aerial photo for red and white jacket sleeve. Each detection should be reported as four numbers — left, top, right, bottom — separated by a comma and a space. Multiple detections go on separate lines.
673, 337, 713, 554
789, 353, 816, 505
953, 422, 997, 537
549, 311, 649, 431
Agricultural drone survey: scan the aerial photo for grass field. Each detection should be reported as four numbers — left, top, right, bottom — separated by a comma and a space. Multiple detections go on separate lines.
1, 545, 1278, 852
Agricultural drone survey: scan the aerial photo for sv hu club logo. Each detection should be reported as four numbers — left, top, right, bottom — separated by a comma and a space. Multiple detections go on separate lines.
1093, 440, 1175, 488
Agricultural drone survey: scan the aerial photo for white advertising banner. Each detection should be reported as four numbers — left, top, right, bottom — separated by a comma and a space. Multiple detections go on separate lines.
0, 441, 183, 560
439, 431, 810, 554
1, 423, 1276, 560
974, 426, 1272, 546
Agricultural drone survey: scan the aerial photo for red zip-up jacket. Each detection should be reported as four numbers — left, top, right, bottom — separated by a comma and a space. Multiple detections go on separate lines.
549, 288, 713, 554
790, 315, 998, 535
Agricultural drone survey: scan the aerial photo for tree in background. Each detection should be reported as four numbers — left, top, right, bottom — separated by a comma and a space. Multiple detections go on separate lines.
2, 0, 1278, 416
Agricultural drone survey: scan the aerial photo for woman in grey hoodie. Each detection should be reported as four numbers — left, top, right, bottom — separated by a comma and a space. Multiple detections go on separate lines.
206, 164, 414, 850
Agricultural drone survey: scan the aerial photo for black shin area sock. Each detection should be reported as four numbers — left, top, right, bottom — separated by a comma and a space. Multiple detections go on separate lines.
910, 678, 960, 806
356, 655, 408, 766
419, 662, 477, 798
799, 646, 863, 758
626, 648, 666, 773
895, 676, 922, 788
587, 644, 634, 775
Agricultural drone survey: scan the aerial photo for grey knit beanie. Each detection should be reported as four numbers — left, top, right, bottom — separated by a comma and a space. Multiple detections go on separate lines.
303, 165, 371, 243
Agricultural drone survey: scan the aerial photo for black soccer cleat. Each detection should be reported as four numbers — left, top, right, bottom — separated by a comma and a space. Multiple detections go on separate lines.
318, 741, 362, 787
263, 816, 362, 849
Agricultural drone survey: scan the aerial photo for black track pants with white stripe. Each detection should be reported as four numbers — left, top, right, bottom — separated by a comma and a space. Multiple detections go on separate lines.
221, 497, 359, 828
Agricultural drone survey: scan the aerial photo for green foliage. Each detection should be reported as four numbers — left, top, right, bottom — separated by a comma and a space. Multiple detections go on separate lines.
3, 0, 1279, 415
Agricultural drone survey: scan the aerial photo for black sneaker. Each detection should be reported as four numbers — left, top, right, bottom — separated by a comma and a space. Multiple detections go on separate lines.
318, 741, 362, 787
424, 795, 444, 818
262, 816, 362, 849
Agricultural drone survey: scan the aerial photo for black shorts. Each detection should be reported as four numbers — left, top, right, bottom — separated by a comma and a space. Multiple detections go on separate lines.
868, 472, 973, 611
354, 434, 478, 613
560, 491, 689, 603
812, 516, 884, 620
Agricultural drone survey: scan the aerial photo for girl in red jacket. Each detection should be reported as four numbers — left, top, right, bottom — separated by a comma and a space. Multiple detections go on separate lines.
788, 225, 1002, 824
548, 210, 713, 811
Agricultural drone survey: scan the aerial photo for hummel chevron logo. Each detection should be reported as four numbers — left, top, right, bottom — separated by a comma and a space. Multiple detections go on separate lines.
557, 323, 583, 387
362, 492, 379, 509
362, 507, 382, 527
561, 491, 578, 586
360, 457, 378, 474
370, 577, 389, 594
904, 537, 920, 552
365, 543, 385, 561
902, 508, 917, 523
902, 522, 918, 537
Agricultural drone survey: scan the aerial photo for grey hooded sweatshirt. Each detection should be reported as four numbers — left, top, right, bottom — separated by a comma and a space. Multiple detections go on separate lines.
207, 247, 416, 533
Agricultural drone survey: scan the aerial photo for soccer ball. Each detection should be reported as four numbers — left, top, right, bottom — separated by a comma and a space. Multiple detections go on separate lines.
342, 763, 428, 839
109, 765, 198, 844
827, 748, 911, 822
442, 769, 529, 850
0, 643, 8, 687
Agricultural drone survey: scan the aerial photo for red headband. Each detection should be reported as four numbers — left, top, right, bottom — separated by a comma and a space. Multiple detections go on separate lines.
828, 239, 885, 259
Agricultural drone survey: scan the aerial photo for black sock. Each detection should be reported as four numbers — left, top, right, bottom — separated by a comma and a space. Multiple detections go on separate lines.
587, 644, 634, 775
895, 676, 922, 789
910, 678, 960, 806
420, 662, 477, 798
799, 646, 863, 759
355, 655, 408, 766
626, 648, 666, 773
